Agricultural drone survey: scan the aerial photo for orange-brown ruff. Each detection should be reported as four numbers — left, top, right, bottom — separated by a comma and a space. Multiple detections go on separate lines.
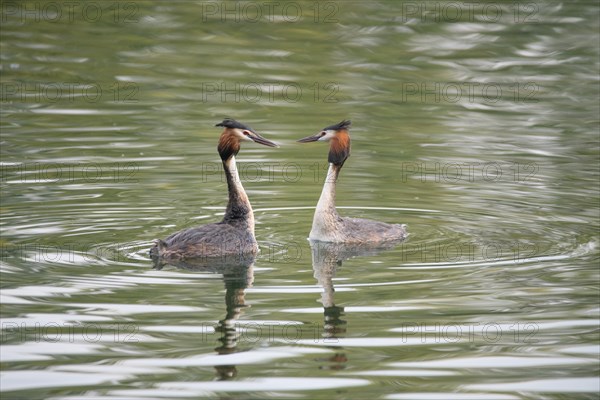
150, 119, 277, 262
298, 120, 407, 243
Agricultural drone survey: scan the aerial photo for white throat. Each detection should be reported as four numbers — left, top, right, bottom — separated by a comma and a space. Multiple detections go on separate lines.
310, 163, 340, 241
223, 156, 254, 233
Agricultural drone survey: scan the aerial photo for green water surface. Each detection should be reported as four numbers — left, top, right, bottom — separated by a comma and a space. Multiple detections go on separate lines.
1, 1, 599, 399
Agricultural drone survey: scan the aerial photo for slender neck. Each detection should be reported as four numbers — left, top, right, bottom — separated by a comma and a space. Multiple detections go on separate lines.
315, 163, 341, 217
222, 156, 254, 230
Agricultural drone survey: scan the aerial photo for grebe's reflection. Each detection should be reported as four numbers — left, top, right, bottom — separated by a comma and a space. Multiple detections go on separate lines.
310, 240, 404, 370
152, 253, 254, 380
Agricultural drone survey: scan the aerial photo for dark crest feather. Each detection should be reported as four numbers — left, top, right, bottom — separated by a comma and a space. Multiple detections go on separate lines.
328, 147, 350, 166
323, 120, 351, 131
215, 118, 255, 133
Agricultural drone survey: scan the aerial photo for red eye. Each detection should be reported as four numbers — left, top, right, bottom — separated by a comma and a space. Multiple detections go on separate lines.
320, 131, 326, 136
242, 130, 251, 136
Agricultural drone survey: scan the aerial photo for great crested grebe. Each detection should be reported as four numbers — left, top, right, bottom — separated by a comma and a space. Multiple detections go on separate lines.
298, 120, 407, 243
150, 119, 278, 261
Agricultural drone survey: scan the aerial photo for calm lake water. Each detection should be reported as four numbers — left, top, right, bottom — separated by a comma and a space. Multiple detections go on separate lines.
1, 1, 599, 399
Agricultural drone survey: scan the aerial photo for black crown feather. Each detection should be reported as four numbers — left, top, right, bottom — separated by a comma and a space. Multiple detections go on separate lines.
323, 120, 351, 131
215, 118, 255, 133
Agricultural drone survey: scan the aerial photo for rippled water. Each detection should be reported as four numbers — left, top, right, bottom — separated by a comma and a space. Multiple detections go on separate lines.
1, 1, 599, 399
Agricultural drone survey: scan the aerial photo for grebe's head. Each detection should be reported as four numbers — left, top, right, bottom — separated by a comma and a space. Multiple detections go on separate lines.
216, 118, 278, 160
297, 120, 351, 166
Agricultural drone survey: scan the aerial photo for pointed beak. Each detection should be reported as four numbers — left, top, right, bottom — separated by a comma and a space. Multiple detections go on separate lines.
250, 133, 279, 148
297, 133, 321, 143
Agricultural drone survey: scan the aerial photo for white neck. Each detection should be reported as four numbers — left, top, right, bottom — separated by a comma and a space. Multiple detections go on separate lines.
315, 163, 338, 213
310, 163, 340, 241
223, 156, 254, 232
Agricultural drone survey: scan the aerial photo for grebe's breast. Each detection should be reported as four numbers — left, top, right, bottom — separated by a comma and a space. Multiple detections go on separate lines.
310, 215, 407, 244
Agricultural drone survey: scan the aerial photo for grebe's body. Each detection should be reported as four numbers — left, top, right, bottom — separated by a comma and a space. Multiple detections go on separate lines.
150, 119, 277, 261
298, 120, 407, 244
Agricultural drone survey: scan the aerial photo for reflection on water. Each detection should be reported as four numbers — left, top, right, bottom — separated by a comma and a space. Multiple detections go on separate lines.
159, 256, 255, 381
1, 0, 599, 399
213, 273, 250, 380
311, 240, 406, 371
